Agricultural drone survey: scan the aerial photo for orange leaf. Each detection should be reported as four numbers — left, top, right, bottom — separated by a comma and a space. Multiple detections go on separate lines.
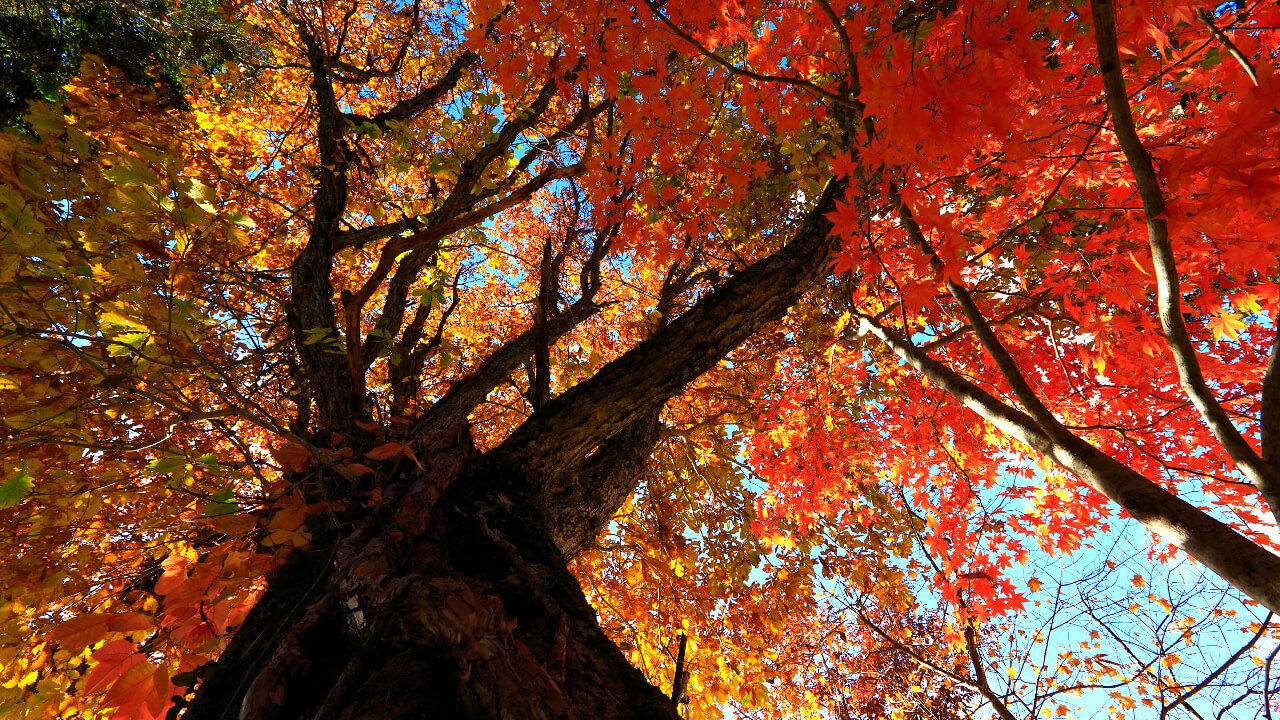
1207, 312, 1246, 341
84, 640, 144, 695
106, 613, 153, 634
271, 442, 312, 473
213, 511, 260, 534
49, 613, 111, 651
154, 555, 192, 597
268, 503, 308, 533
102, 660, 169, 720
365, 442, 404, 460
263, 529, 311, 547
401, 444, 423, 469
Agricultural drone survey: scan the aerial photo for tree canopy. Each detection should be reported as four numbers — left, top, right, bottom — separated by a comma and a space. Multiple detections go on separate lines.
1, 0, 1279, 718
0, 0, 247, 125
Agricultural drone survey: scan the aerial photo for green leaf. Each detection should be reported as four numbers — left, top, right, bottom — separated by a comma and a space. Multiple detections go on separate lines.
226, 211, 256, 229
203, 486, 238, 517
107, 331, 150, 356
104, 163, 160, 188
25, 103, 65, 136
181, 178, 215, 202
302, 327, 332, 345
194, 453, 221, 470
146, 457, 187, 474
0, 470, 34, 508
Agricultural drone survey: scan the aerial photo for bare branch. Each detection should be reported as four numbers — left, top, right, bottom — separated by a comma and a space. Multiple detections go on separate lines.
1163, 613, 1272, 718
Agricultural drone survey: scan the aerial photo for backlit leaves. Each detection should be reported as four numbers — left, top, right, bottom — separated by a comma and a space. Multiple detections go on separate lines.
3, 0, 1280, 718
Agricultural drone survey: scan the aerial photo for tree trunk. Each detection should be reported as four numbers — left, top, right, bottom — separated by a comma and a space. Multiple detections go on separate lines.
183, 426, 679, 720
183, 178, 846, 720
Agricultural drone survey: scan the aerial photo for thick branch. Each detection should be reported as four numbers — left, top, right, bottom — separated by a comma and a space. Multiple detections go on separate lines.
407, 217, 614, 440
360, 241, 441, 370
340, 68, 589, 356
410, 301, 601, 445
342, 163, 583, 369
917, 292, 1052, 353
476, 99, 609, 204
287, 18, 365, 430
390, 270, 461, 416
856, 312, 1280, 614
487, 176, 847, 482
342, 50, 479, 131
542, 256, 694, 557
529, 233, 564, 411
962, 622, 1020, 720
336, 216, 420, 248
1264, 326, 1280, 470
432, 67, 577, 222
1091, 0, 1280, 517
1195, 8, 1259, 86
546, 410, 662, 559
337, 80, 598, 253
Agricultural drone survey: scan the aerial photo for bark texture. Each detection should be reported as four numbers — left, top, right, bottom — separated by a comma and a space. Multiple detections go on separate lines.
184, 426, 679, 720
185, 179, 846, 719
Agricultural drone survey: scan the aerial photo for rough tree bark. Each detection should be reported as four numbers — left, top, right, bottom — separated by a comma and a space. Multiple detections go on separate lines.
181, 173, 845, 719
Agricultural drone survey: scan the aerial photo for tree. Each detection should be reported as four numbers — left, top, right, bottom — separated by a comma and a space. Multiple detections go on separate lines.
0, 0, 248, 125
1, 0, 1279, 718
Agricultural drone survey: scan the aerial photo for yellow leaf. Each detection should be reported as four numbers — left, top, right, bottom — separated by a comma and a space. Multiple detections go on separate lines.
100, 310, 147, 330
1233, 293, 1263, 315
1207, 311, 1246, 341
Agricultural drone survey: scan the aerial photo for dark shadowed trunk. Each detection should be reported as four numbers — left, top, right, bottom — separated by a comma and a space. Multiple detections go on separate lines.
184, 424, 679, 720
181, 179, 845, 720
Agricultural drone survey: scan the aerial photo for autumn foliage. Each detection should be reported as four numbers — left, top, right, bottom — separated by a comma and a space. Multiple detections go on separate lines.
2, 0, 1280, 717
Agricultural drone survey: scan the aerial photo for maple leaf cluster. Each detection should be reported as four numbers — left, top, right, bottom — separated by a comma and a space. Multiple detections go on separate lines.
1, 0, 1279, 717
